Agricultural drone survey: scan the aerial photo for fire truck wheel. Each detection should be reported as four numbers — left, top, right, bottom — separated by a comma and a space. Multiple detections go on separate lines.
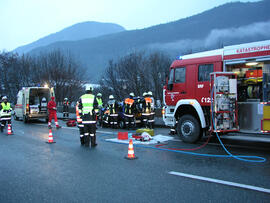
177, 115, 201, 143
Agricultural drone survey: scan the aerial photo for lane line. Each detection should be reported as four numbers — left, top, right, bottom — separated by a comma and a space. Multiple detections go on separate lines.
168, 171, 270, 194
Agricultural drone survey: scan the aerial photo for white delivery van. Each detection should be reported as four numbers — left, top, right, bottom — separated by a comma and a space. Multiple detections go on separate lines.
14, 87, 55, 123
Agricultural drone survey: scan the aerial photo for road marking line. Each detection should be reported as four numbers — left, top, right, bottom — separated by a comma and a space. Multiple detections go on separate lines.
168, 171, 270, 194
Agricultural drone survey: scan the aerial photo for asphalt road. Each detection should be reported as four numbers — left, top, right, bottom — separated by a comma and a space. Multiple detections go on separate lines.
0, 119, 270, 202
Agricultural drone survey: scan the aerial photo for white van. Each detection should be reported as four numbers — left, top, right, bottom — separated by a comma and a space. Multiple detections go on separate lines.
14, 87, 55, 123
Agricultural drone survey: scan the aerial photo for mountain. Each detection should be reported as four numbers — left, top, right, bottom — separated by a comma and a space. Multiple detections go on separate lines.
14, 21, 125, 54
27, 0, 270, 80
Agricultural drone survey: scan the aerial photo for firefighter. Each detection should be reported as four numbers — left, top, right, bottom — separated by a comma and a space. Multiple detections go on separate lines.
47, 96, 61, 129
78, 85, 98, 147
76, 101, 85, 145
148, 91, 155, 128
62, 98, 69, 118
96, 93, 103, 125
96, 93, 103, 108
124, 92, 136, 129
107, 95, 119, 128
0, 96, 12, 133
40, 97, 47, 113
142, 92, 152, 128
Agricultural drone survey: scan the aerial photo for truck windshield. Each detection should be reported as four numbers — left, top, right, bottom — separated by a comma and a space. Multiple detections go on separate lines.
168, 69, 174, 84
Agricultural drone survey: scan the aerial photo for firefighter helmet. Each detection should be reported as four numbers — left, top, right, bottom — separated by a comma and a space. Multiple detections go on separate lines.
129, 92, 135, 97
148, 91, 153, 96
85, 85, 93, 91
143, 92, 147, 97
97, 93, 102, 97
109, 95, 114, 100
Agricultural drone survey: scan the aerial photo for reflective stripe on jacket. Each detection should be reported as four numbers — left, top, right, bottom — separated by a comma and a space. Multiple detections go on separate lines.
96, 98, 103, 107
1, 102, 12, 117
124, 98, 134, 115
80, 94, 95, 115
144, 97, 152, 113
76, 102, 82, 123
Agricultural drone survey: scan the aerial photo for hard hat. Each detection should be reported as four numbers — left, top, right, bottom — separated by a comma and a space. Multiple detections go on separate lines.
148, 91, 153, 96
85, 85, 93, 91
64, 98, 68, 100
42, 97, 46, 101
97, 93, 102, 97
109, 95, 114, 100
143, 92, 147, 97
2, 96, 7, 100
129, 92, 135, 97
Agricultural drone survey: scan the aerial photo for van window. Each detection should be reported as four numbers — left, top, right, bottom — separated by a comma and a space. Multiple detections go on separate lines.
174, 67, 186, 83
198, 64, 213, 82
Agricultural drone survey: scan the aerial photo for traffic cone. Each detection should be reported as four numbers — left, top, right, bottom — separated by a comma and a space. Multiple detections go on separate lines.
46, 129, 56, 144
7, 124, 13, 135
125, 139, 137, 160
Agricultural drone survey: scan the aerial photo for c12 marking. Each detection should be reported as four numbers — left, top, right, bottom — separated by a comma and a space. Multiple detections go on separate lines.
201, 97, 212, 103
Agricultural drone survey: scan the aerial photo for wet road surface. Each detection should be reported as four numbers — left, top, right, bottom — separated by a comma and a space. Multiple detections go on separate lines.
0, 119, 270, 202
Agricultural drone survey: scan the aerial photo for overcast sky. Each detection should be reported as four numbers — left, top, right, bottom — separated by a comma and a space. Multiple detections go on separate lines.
0, 0, 260, 51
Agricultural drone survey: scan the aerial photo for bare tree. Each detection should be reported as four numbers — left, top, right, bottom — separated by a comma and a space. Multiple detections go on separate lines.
100, 51, 171, 104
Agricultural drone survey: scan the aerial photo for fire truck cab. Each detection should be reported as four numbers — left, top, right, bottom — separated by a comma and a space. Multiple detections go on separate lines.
163, 40, 270, 143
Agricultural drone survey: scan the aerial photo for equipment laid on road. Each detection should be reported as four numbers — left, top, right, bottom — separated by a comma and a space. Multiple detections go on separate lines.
14, 87, 54, 123
118, 132, 128, 140
7, 124, 13, 135
46, 129, 56, 144
136, 128, 154, 137
132, 132, 153, 142
125, 139, 137, 160
66, 119, 77, 127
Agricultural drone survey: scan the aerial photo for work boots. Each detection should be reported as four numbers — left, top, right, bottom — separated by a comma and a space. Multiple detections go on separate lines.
91, 136, 97, 147
84, 135, 90, 147
80, 136, 85, 145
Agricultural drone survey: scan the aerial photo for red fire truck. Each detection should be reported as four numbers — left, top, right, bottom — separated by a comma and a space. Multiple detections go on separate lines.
163, 40, 270, 143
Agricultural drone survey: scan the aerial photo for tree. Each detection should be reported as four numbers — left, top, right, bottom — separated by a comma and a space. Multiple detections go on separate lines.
0, 50, 86, 104
100, 51, 171, 105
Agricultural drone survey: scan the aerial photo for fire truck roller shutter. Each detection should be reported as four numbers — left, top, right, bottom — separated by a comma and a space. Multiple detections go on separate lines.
173, 99, 206, 128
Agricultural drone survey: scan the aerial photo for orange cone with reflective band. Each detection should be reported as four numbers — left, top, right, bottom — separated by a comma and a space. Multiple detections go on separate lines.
125, 139, 137, 160
7, 124, 13, 135
46, 129, 56, 144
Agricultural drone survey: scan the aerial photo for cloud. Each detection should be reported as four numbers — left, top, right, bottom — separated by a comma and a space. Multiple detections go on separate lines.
204, 20, 270, 47
147, 21, 270, 54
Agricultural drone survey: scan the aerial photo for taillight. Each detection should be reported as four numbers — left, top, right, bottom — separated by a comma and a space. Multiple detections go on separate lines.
26, 104, 29, 113
162, 108, 165, 115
